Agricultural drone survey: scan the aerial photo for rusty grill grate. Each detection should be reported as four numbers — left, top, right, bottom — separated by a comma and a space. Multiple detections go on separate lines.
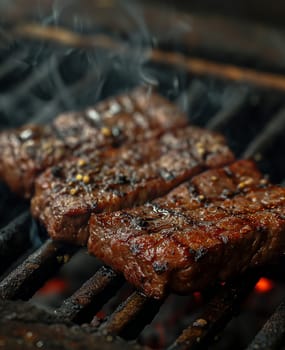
0, 19, 285, 350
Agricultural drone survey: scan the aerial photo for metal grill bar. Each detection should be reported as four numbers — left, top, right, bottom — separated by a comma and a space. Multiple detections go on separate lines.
56, 266, 122, 323
99, 291, 160, 336
10, 24, 285, 92
168, 273, 259, 350
151, 50, 285, 92
206, 88, 249, 130
246, 299, 285, 350
0, 239, 77, 300
98, 292, 147, 334
0, 211, 31, 276
98, 291, 164, 340
242, 108, 285, 158
12, 24, 124, 51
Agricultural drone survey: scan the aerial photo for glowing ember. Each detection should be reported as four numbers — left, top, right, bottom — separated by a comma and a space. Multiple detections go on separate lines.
254, 277, 274, 293
37, 277, 69, 295
193, 291, 203, 303
95, 310, 106, 320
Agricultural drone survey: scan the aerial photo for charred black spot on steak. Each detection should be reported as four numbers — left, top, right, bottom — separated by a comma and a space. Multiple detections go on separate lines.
153, 262, 169, 274
256, 225, 267, 234
131, 217, 149, 229
189, 247, 208, 262
111, 189, 126, 197
116, 174, 130, 184
89, 201, 98, 211
111, 126, 125, 147
187, 184, 199, 197
51, 166, 63, 178
220, 188, 233, 199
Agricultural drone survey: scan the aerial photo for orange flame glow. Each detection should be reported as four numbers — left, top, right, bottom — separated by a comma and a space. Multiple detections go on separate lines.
255, 277, 274, 293
37, 277, 69, 295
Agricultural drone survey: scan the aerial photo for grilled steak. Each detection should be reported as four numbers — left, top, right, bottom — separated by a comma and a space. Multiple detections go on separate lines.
88, 160, 285, 299
31, 126, 234, 245
0, 87, 187, 198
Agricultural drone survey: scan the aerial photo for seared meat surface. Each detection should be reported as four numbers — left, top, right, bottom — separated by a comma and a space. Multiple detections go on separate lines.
0, 88, 187, 197
88, 160, 285, 299
31, 126, 234, 245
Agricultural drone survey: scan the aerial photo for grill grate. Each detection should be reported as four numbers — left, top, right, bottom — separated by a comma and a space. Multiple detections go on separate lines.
99, 291, 163, 338
242, 108, 285, 159
246, 300, 285, 350
0, 240, 78, 300
169, 273, 260, 350
57, 266, 123, 323
0, 24, 285, 350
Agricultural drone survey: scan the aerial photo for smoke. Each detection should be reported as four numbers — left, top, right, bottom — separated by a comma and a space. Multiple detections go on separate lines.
0, 0, 192, 126
0, 0, 251, 130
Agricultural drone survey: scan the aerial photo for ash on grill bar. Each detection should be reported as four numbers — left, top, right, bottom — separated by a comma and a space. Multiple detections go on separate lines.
0, 1, 285, 350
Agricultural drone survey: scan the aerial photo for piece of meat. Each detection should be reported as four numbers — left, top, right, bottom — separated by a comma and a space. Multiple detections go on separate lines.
0, 87, 187, 198
31, 126, 234, 245
88, 160, 285, 299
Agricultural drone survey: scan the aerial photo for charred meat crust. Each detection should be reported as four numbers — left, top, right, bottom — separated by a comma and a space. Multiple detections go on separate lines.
31, 126, 234, 245
0, 125, 67, 198
87, 160, 285, 299
0, 87, 188, 198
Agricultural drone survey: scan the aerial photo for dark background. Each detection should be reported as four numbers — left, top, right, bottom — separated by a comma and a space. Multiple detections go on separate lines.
1, 0, 285, 28
150, 0, 285, 28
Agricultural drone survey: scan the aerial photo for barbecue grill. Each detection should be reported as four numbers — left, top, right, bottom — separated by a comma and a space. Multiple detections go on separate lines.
0, 1, 285, 349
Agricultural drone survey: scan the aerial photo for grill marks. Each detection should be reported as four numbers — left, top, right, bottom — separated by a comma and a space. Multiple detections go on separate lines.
0, 88, 187, 198
31, 126, 234, 245
88, 160, 285, 299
